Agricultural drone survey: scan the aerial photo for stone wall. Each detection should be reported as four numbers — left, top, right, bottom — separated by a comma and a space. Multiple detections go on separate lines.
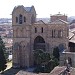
12, 5, 69, 68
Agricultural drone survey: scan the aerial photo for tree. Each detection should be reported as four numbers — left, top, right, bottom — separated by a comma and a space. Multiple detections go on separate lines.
0, 36, 7, 72
53, 47, 60, 60
33, 49, 51, 66
46, 58, 59, 72
33, 49, 59, 73
33, 49, 51, 73
33, 49, 43, 65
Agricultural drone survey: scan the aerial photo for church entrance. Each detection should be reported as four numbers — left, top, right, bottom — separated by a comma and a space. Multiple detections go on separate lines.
33, 36, 46, 66
34, 36, 45, 51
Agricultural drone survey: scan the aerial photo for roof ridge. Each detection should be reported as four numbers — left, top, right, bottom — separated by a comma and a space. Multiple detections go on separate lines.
24, 5, 34, 12
69, 33, 75, 40
50, 19, 68, 24
35, 20, 46, 25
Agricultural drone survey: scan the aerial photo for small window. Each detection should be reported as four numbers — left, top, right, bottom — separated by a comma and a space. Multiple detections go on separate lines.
58, 30, 60, 38
60, 30, 63, 37
16, 17, 18, 23
58, 30, 63, 38
41, 27, 43, 33
35, 27, 37, 33
54, 30, 55, 38
24, 17, 26, 22
19, 14, 22, 24
52, 29, 55, 38
52, 30, 53, 38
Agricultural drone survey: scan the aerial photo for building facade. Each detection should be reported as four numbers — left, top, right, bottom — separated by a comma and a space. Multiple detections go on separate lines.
12, 5, 69, 68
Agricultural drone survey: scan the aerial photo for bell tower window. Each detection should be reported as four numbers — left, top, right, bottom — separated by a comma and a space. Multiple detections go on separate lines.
19, 14, 23, 24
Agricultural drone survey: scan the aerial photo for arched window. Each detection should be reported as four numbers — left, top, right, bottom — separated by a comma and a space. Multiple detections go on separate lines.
41, 27, 43, 33
52, 29, 55, 38
19, 14, 22, 24
16, 17, 18, 23
54, 29, 55, 38
34, 36, 45, 50
35, 27, 37, 33
31, 15, 35, 24
52, 30, 53, 38
24, 17, 26, 22
58, 30, 63, 38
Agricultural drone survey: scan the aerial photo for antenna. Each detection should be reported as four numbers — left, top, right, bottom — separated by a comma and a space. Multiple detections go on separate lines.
58, 12, 60, 14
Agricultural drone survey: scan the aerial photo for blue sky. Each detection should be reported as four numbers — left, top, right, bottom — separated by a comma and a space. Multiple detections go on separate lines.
0, 0, 75, 18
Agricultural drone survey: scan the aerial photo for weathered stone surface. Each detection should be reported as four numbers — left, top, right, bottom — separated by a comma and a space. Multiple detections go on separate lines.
12, 5, 69, 68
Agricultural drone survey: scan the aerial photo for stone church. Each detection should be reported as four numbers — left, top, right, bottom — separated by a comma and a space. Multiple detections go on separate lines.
12, 5, 69, 68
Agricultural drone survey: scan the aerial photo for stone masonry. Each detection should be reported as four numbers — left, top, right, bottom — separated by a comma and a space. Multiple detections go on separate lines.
12, 5, 69, 68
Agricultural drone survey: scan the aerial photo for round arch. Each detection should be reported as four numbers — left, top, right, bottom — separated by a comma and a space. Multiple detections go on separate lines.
34, 36, 46, 51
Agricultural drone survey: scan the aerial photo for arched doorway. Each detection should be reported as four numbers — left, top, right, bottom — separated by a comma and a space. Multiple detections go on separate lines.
33, 36, 45, 66
34, 36, 45, 51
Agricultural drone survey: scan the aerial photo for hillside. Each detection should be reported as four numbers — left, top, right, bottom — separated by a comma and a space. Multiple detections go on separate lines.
0, 16, 75, 24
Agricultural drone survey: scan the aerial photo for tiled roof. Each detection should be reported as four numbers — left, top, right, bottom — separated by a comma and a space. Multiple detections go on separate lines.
50, 19, 68, 24
50, 66, 66, 75
70, 28, 75, 33
24, 7, 32, 12
68, 29, 75, 44
24, 6, 34, 12
70, 19, 75, 24
13, 5, 34, 13
16, 70, 49, 75
51, 13, 66, 16
34, 20, 46, 25
69, 31, 74, 40
69, 35, 75, 43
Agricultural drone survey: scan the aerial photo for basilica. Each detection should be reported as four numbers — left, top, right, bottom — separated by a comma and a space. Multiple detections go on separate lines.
12, 5, 69, 68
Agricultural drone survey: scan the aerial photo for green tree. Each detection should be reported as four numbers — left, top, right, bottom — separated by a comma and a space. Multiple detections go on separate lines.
0, 36, 7, 72
33, 49, 51, 73
34, 49, 51, 66
53, 47, 60, 60
34, 49, 43, 65
33, 49, 59, 73
46, 58, 59, 72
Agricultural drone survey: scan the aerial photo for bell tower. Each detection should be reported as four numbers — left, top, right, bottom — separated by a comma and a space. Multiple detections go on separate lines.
12, 5, 36, 25
12, 5, 36, 68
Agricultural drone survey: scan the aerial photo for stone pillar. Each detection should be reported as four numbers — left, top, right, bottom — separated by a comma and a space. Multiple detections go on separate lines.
29, 42, 34, 67
12, 44, 20, 68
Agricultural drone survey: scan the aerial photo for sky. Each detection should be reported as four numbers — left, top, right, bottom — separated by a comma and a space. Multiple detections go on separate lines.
0, 0, 75, 18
